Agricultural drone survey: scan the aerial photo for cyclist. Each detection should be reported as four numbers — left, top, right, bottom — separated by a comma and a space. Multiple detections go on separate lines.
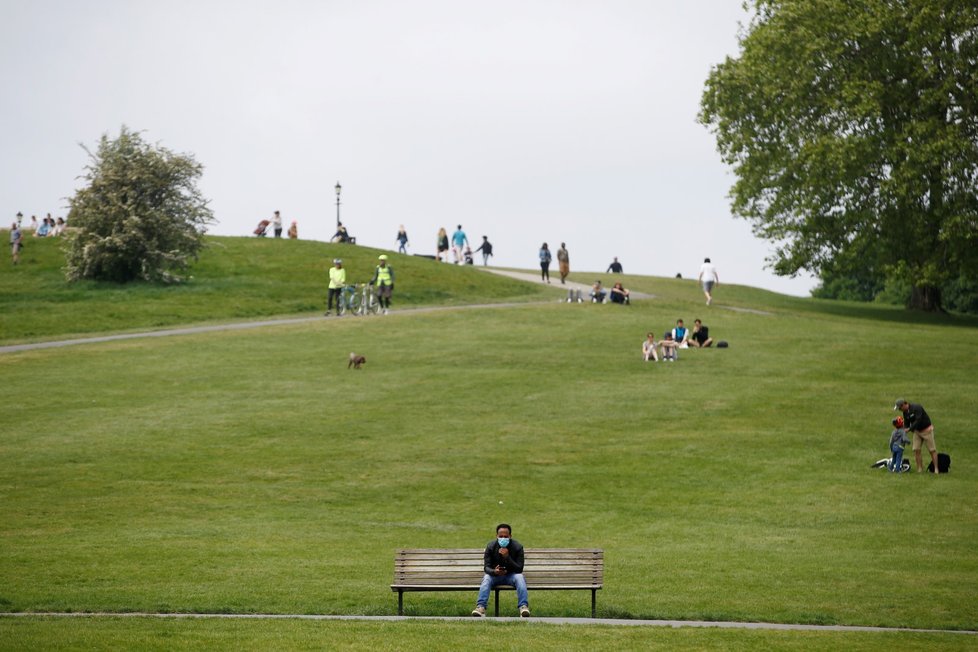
369, 254, 395, 314
325, 258, 346, 315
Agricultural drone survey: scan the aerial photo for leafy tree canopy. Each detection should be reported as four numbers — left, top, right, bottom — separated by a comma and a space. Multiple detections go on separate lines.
700, 0, 978, 311
65, 126, 214, 283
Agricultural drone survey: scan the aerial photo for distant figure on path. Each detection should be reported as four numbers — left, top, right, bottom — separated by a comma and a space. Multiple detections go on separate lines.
607, 257, 623, 273
288, 220, 298, 239
325, 258, 346, 316
698, 257, 719, 305
272, 210, 283, 238
452, 225, 469, 264
396, 225, 409, 254
894, 399, 939, 474
539, 243, 552, 283
474, 235, 493, 266
10, 222, 23, 265
557, 243, 570, 283
472, 524, 530, 618
436, 227, 450, 262
369, 254, 395, 314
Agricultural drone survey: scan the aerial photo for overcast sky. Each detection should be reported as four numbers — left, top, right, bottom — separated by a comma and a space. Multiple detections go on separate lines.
1, 0, 817, 295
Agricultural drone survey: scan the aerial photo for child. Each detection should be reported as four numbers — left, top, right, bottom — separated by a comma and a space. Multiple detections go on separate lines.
889, 416, 911, 472
642, 332, 658, 362
659, 332, 679, 361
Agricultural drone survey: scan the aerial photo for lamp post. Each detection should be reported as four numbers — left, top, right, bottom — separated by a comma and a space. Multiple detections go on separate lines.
335, 182, 342, 229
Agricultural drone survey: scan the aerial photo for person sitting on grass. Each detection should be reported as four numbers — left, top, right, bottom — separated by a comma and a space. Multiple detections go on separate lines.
659, 332, 680, 361
609, 282, 630, 305
591, 280, 607, 303
642, 332, 659, 362
689, 319, 713, 347
671, 319, 690, 348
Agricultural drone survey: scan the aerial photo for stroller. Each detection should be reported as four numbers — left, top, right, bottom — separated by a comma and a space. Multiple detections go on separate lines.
254, 220, 270, 237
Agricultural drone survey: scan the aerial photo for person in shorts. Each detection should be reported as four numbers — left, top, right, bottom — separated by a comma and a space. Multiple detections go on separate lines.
698, 257, 719, 305
894, 399, 939, 474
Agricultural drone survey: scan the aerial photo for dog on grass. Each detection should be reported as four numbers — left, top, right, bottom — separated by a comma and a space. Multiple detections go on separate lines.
348, 352, 366, 369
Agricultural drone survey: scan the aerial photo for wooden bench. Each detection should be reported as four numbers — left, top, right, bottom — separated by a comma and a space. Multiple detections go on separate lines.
391, 548, 603, 617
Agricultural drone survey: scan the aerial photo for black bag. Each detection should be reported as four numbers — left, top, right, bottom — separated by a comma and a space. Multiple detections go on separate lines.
717, 341, 729, 348
927, 452, 951, 473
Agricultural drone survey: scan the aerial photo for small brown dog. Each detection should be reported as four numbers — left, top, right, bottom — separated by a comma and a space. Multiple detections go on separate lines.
348, 352, 366, 369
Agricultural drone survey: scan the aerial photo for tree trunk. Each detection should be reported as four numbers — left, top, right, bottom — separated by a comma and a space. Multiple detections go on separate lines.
908, 284, 943, 312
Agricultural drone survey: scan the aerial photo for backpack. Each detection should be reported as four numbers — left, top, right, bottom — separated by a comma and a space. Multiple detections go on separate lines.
717, 341, 729, 348
927, 453, 951, 474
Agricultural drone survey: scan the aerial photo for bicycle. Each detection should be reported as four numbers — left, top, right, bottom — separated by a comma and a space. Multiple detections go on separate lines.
359, 283, 383, 316
336, 284, 362, 316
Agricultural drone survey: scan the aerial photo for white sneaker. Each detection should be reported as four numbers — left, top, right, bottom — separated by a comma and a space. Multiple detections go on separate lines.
519, 605, 530, 618
472, 605, 486, 617
383, 309, 389, 315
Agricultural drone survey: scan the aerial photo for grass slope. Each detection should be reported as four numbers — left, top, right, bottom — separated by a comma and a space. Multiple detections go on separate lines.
0, 235, 554, 344
1, 237, 977, 649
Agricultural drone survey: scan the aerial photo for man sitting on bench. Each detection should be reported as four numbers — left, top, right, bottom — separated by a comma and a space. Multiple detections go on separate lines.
472, 523, 530, 618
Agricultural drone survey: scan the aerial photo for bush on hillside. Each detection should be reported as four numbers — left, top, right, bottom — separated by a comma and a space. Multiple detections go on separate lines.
64, 126, 214, 283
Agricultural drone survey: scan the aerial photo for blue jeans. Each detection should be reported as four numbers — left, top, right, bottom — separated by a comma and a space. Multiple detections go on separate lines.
890, 444, 904, 472
477, 572, 528, 608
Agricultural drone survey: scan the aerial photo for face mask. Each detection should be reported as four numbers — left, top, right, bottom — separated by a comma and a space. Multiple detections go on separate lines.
497, 537, 510, 548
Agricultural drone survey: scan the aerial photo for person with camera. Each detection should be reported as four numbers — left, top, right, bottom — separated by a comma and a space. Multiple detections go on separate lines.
472, 523, 530, 617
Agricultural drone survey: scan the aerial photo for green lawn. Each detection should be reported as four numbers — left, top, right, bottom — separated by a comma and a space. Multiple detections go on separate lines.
0, 234, 554, 344
1, 238, 976, 649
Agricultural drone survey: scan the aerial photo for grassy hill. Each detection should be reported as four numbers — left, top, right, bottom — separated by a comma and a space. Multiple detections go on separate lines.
2, 235, 977, 649
0, 235, 555, 344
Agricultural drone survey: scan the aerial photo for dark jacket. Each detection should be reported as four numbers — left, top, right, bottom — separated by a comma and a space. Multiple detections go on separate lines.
903, 403, 932, 432
483, 538, 525, 575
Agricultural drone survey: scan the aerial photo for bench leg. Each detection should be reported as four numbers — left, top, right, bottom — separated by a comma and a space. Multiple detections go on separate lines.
494, 589, 499, 617
398, 590, 403, 616
591, 589, 596, 618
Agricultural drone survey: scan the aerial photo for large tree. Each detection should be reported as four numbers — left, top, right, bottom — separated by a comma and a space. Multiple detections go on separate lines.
65, 127, 214, 283
700, 0, 978, 311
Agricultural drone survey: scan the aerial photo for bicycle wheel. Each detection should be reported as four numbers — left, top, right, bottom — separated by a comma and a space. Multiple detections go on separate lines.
366, 288, 382, 315
349, 288, 362, 315
337, 295, 347, 316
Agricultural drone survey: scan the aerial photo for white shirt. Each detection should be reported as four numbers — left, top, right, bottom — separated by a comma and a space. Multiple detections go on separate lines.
699, 262, 718, 282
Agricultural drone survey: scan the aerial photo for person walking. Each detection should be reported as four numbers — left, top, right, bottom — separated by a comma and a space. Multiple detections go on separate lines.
9, 221, 23, 265
894, 399, 940, 474
698, 257, 719, 305
396, 225, 409, 254
539, 243, 552, 283
369, 254, 395, 314
557, 243, 570, 284
325, 258, 346, 316
474, 235, 493, 266
272, 210, 283, 238
451, 225, 469, 264
436, 227, 450, 262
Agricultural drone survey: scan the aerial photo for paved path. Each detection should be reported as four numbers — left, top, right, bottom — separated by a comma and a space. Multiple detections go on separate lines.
1, 612, 974, 635
477, 267, 655, 300
2, 268, 769, 355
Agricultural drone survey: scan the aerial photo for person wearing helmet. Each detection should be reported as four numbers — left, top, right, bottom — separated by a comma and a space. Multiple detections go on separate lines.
888, 415, 910, 472
369, 254, 395, 314
325, 258, 346, 316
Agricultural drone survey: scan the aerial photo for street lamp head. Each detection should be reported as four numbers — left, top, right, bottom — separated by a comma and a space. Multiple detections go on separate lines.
335, 182, 342, 197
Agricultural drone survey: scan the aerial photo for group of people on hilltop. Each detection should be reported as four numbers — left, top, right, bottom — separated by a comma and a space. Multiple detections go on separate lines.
431, 225, 492, 266
255, 211, 299, 239
642, 319, 713, 362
